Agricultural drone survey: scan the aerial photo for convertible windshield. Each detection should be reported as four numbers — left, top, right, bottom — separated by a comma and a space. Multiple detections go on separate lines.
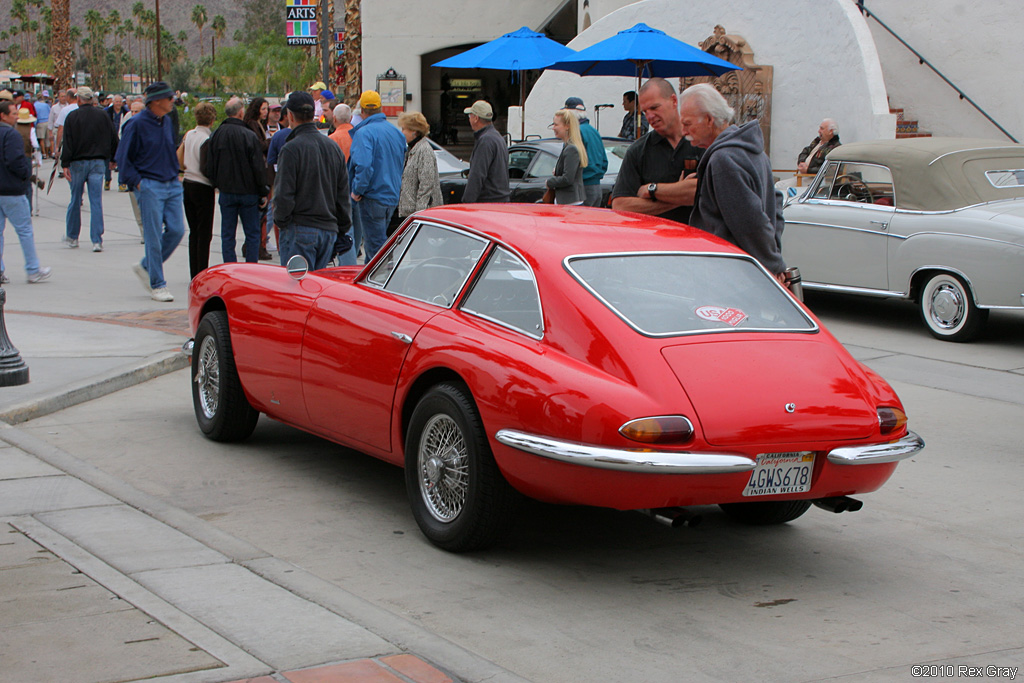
566, 253, 816, 337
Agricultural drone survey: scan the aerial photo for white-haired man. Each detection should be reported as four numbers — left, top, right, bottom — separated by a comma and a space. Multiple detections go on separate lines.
329, 103, 354, 160
679, 83, 786, 280
797, 118, 841, 174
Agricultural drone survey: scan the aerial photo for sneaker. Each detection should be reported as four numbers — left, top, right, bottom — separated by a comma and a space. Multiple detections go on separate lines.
104, 180, 111, 191
118, 184, 128, 192
63, 236, 79, 248
132, 263, 151, 292
27, 266, 52, 283
0, 271, 9, 284
92, 242, 103, 252
151, 287, 174, 302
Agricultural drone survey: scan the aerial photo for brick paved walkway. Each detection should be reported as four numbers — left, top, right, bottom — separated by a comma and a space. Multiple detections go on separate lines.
6, 308, 191, 336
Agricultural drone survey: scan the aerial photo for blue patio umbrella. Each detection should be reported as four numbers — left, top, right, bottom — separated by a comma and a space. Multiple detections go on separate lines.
547, 23, 741, 137
433, 27, 576, 140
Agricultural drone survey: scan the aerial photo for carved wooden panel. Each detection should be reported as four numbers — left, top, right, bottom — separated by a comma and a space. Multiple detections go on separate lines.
680, 25, 773, 155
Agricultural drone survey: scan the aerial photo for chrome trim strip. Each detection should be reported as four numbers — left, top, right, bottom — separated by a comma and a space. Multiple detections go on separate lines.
801, 282, 908, 298
494, 429, 755, 474
784, 220, 906, 239
827, 431, 924, 465
927, 146, 1023, 165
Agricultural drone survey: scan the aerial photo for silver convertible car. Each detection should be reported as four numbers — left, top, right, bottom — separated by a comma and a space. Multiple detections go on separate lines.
782, 138, 1024, 341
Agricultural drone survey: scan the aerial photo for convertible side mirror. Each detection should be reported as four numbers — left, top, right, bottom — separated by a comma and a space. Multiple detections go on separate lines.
286, 254, 309, 280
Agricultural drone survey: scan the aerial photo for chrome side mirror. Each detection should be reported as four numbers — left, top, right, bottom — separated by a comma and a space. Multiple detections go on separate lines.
286, 254, 309, 280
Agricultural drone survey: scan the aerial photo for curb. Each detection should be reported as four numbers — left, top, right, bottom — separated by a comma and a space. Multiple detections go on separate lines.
0, 349, 190, 425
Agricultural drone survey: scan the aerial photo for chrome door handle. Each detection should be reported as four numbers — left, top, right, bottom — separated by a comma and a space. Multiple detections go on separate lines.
869, 220, 889, 228
391, 332, 413, 344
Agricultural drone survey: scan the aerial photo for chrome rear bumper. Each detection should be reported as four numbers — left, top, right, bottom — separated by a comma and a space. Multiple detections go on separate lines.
494, 429, 924, 473
827, 431, 925, 465
494, 430, 754, 474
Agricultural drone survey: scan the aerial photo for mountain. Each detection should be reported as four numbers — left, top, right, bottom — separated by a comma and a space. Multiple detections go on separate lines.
1, 0, 247, 60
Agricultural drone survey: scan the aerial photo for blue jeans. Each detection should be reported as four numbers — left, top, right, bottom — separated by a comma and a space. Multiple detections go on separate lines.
278, 225, 337, 271
353, 197, 395, 262
66, 159, 105, 244
219, 192, 261, 263
0, 194, 41, 275
136, 178, 185, 289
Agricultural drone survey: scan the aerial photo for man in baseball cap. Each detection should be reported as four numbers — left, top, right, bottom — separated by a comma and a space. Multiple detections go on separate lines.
309, 81, 327, 120
464, 100, 493, 121
116, 81, 184, 302
345, 90, 405, 262
562, 96, 607, 206
462, 100, 508, 203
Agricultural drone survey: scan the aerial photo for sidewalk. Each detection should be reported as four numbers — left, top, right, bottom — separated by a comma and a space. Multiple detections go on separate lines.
0, 175, 527, 682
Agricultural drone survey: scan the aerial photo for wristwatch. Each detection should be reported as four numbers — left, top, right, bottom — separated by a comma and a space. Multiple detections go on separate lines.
647, 182, 658, 200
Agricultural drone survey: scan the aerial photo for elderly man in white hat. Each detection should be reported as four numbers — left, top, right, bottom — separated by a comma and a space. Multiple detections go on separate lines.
462, 100, 509, 203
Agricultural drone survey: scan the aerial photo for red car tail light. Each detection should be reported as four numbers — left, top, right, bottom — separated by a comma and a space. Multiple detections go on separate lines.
877, 406, 908, 435
619, 416, 694, 444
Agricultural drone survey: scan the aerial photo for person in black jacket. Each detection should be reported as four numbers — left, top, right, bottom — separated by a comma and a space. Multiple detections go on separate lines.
273, 91, 350, 270
0, 101, 51, 283
203, 96, 268, 264
61, 87, 118, 251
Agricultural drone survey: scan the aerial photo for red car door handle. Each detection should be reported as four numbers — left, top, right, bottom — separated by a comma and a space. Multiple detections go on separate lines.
391, 331, 413, 344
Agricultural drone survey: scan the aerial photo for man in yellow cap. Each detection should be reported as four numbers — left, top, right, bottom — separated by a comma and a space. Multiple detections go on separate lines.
344, 90, 405, 263
309, 81, 327, 121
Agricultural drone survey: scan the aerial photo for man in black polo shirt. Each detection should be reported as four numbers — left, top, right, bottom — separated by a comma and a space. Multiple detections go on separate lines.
611, 78, 702, 225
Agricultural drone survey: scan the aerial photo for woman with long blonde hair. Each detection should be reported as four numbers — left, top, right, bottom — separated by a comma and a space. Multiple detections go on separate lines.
545, 108, 588, 205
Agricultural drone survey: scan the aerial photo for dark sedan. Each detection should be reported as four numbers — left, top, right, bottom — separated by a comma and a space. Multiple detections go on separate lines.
440, 138, 631, 206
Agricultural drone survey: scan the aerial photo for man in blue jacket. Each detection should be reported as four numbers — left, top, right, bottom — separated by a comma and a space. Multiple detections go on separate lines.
346, 90, 405, 262
0, 101, 50, 283
564, 97, 608, 207
116, 82, 184, 303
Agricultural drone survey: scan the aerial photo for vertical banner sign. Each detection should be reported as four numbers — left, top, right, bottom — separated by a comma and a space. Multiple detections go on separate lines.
286, 0, 318, 46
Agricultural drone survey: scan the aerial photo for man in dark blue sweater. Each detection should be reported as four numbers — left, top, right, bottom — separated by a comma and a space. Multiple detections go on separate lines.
116, 82, 184, 303
0, 101, 50, 283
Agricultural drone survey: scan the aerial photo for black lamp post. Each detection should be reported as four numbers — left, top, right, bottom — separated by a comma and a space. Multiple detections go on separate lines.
0, 288, 29, 386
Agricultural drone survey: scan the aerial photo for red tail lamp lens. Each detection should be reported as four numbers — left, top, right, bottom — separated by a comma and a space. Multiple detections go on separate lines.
877, 406, 908, 435
619, 416, 694, 444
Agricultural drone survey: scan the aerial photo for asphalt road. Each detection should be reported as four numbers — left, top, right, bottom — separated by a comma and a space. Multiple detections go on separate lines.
17, 294, 1024, 683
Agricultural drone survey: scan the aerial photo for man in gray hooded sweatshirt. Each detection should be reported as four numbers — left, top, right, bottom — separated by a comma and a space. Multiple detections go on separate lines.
680, 83, 786, 280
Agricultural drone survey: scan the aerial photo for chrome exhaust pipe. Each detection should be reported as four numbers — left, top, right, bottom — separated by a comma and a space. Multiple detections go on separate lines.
641, 507, 703, 528
813, 496, 864, 513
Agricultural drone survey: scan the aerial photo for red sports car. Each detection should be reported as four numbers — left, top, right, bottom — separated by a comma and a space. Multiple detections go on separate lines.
187, 205, 923, 551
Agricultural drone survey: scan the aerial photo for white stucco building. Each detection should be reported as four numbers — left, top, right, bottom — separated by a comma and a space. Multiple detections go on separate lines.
360, 0, 1022, 165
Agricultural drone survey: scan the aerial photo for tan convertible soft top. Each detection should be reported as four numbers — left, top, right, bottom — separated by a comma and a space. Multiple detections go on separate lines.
825, 138, 1024, 211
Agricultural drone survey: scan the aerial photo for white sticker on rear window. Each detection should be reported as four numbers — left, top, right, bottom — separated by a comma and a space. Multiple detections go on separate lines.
695, 306, 748, 327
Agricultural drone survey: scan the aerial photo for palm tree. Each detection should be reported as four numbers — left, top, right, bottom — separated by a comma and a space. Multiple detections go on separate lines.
83, 10, 102, 87
343, 0, 361, 105
191, 5, 208, 59
211, 14, 226, 62
10, 0, 28, 58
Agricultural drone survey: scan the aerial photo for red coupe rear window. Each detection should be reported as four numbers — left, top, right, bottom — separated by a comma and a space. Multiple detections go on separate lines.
565, 253, 816, 337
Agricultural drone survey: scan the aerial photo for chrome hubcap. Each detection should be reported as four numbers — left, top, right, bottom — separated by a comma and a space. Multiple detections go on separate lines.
418, 414, 468, 522
195, 336, 220, 419
930, 283, 965, 329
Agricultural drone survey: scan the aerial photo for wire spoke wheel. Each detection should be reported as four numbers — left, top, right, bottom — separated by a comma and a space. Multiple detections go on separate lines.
195, 335, 220, 419
405, 382, 519, 551
418, 414, 469, 522
190, 310, 259, 442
